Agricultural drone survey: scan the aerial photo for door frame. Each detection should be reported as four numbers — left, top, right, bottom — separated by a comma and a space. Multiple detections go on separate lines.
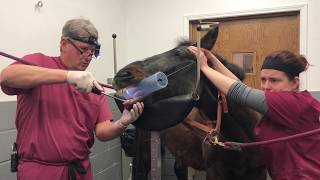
183, 3, 308, 90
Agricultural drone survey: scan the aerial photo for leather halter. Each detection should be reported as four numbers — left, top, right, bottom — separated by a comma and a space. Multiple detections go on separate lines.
180, 28, 227, 145
182, 91, 228, 146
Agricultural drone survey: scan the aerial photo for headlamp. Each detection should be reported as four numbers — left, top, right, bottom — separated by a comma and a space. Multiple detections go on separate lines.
67, 34, 101, 59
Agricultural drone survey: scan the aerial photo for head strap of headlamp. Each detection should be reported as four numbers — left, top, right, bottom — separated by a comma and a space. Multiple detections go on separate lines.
66, 33, 101, 58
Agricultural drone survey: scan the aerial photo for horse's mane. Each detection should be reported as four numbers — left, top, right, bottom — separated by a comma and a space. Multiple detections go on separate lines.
176, 39, 194, 47
176, 39, 246, 81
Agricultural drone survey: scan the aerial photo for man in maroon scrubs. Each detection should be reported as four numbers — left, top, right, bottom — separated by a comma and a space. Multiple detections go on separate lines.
0, 18, 144, 180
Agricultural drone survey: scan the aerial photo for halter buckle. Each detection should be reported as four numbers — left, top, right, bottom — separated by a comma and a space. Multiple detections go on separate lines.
213, 136, 225, 147
203, 132, 224, 147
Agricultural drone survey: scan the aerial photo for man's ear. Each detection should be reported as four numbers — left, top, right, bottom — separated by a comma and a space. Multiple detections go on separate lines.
60, 37, 68, 52
60, 37, 67, 46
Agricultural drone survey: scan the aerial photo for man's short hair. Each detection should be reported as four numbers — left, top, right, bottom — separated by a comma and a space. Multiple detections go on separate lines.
62, 18, 98, 42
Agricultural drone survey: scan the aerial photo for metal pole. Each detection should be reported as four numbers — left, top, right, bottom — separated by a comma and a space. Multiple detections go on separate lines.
112, 33, 117, 74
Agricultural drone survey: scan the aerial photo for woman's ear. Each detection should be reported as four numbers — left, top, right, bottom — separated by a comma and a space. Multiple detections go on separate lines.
292, 76, 300, 91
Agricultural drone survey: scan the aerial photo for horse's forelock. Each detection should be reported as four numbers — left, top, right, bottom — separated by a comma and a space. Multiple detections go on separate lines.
177, 39, 193, 47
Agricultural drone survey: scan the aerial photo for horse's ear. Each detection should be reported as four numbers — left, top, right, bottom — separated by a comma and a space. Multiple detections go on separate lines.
200, 26, 219, 50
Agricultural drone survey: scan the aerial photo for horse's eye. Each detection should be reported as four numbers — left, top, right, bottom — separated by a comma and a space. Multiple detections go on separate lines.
117, 71, 131, 78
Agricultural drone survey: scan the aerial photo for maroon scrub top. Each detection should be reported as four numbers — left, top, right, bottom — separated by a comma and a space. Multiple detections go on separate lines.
1, 53, 113, 180
255, 91, 320, 180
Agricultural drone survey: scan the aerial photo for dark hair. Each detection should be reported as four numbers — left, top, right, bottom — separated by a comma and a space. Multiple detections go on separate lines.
262, 50, 309, 80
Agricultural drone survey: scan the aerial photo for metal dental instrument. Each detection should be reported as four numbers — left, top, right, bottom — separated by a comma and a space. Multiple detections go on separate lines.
100, 91, 126, 102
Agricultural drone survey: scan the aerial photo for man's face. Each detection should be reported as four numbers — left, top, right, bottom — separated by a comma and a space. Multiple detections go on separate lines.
60, 37, 96, 71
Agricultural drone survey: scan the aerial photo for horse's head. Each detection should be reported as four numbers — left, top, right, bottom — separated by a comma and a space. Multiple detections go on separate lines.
113, 27, 245, 130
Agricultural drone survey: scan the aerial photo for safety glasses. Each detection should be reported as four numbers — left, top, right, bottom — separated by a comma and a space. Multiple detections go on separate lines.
66, 37, 101, 59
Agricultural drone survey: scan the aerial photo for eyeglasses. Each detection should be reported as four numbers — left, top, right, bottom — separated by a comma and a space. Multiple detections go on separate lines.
64, 35, 101, 59
67, 38, 96, 56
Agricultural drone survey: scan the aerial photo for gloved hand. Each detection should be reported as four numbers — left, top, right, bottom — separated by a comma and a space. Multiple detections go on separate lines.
119, 102, 144, 127
67, 71, 103, 93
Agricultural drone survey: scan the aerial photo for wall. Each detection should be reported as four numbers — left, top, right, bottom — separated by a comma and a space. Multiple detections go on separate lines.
0, 0, 128, 101
0, 0, 126, 179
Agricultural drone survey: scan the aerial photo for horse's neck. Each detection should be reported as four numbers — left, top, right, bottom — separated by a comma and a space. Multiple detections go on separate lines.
185, 107, 214, 127
198, 83, 219, 121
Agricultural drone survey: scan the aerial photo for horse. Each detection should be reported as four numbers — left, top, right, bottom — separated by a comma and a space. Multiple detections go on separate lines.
113, 27, 267, 180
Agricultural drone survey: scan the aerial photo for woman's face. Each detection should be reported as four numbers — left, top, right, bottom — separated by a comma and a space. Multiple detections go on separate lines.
260, 69, 299, 92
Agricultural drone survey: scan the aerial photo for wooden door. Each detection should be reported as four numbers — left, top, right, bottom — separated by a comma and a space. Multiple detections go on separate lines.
190, 13, 299, 89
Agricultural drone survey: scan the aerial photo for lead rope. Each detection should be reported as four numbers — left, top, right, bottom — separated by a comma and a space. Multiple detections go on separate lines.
224, 127, 320, 151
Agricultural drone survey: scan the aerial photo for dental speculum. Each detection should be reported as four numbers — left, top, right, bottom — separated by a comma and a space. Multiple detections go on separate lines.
117, 71, 168, 100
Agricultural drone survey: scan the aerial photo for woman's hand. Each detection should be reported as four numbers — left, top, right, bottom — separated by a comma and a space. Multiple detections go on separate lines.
187, 46, 209, 70
201, 48, 219, 63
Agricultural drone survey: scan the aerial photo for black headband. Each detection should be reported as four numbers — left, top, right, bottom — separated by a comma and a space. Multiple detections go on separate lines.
261, 58, 300, 77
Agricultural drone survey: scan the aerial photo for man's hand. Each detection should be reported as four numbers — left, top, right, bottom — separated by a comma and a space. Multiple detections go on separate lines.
119, 102, 144, 126
67, 71, 103, 93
